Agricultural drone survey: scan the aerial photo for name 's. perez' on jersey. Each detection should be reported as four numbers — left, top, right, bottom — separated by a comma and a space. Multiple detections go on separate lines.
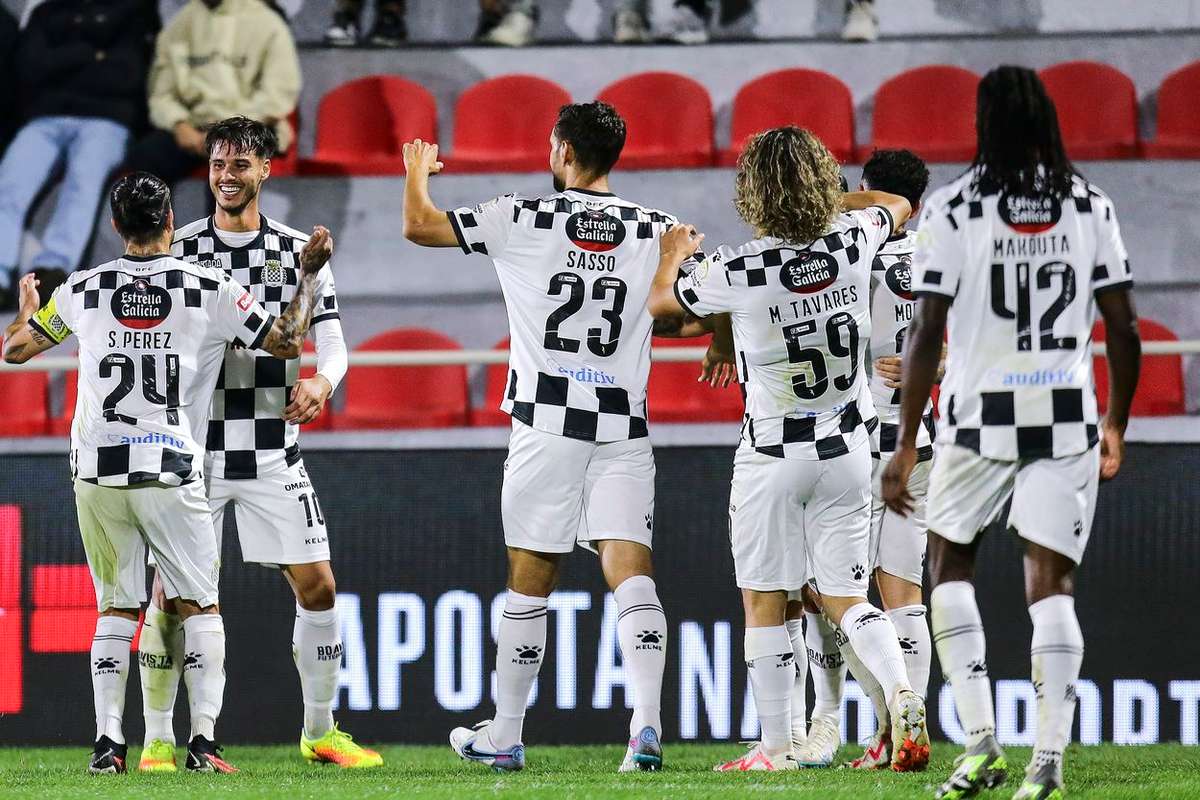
106, 330, 174, 349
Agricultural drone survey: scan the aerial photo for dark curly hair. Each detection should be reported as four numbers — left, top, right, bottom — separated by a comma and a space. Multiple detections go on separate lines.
553, 102, 627, 177
109, 172, 171, 245
861, 149, 930, 209
205, 115, 279, 159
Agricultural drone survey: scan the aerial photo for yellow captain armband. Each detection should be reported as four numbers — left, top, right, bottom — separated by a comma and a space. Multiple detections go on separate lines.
30, 296, 71, 344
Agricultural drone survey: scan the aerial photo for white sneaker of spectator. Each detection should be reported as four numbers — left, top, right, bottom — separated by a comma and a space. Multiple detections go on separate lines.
325, 12, 359, 46
663, 4, 709, 44
480, 8, 535, 47
842, 0, 878, 42
614, 8, 651, 43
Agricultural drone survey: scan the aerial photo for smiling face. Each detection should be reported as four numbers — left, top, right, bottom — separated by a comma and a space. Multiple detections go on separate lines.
209, 142, 270, 217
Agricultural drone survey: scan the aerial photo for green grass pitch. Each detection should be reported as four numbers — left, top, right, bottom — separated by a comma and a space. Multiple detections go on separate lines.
0, 743, 1195, 799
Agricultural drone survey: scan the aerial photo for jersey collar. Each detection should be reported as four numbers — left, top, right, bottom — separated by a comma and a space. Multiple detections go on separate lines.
207, 213, 268, 253
564, 187, 615, 198
122, 253, 172, 262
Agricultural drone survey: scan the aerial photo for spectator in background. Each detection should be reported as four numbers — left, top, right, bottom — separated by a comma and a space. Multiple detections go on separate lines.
0, 5, 17, 153
478, 0, 718, 46
842, 0, 878, 41
324, 0, 406, 46
127, 0, 300, 189
0, 0, 157, 311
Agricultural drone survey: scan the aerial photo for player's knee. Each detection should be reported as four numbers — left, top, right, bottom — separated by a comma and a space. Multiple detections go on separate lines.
296, 575, 336, 611
927, 533, 974, 586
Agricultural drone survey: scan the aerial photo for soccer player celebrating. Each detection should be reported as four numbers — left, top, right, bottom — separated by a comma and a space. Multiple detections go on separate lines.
136, 118, 378, 770
796, 149, 937, 771
648, 127, 929, 772
402, 102, 720, 772
2, 173, 323, 773
882, 66, 1140, 800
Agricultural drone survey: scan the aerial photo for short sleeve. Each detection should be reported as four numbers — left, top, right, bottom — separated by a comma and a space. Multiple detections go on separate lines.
213, 273, 274, 349
447, 195, 517, 258
311, 264, 340, 326
674, 250, 737, 318
849, 206, 895, 257
911, 200, 964, 300
1090, 193, 1133, 296
28, 283, 74, 344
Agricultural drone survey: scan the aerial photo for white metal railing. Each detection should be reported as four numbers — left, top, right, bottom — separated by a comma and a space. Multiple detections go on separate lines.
0, 340, 1196, 372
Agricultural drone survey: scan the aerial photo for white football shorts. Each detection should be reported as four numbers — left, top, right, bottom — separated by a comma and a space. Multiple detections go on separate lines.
870, 454, 932, 586
926, 443, 1099, 564
75, 479, 219, 611
207, 460, 332, 567
501, 420, 655, 554
728, 442, 872, 596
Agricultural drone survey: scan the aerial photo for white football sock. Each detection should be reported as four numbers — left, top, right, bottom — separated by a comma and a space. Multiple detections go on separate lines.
785, 617, 808, 739
745, 625, 795, 756
91, 616, 138, 744
840, 603, 912, 703
139, 603, 183, 746
839, 626, 889, 732
293, 604, 341, 739
182, 614, 226, 741
614, 575, 666, 738
1029, 594, 1083, 769
889, 605, 932, 700
930, 581, 996, 747
805, 611, 845, 721
490, 590, 547, 749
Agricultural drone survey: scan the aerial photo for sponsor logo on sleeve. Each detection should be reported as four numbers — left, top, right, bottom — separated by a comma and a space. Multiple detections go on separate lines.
236, 290, 253, 311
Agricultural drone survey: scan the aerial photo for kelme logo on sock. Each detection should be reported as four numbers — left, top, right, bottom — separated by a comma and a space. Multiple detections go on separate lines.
183, 652, 202, 671
513, 644, 543, 665
635, 630, 663, 651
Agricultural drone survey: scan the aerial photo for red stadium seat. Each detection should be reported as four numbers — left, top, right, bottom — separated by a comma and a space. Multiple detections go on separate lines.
48, 367, 77, 437
1145, 61, 1200, 158
1093, 319, 1185, 416
867, 65, 979, 162
300, 76, 436, 176
721, 69, 855, 166
647, 337, 744, 423
472, 337, 512, 427
0, 371, 48, 436
447, 75, 570, 173
336, 328, 469, 429
1040, 61, 1139, 160
597, 72, 714, 168
298, 339, 333, 431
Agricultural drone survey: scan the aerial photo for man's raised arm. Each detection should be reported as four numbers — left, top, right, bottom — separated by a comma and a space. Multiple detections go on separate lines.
3, 275, 62, 364
402, 139, 460, 248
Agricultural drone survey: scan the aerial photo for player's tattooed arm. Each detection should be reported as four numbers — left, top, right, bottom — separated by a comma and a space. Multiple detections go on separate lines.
3, 274, 58, 364
401, 139, 459, 248
260, 227, 333, 360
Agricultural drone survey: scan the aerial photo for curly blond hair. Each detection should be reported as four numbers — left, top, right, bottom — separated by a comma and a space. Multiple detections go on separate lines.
734, 127, 843, 244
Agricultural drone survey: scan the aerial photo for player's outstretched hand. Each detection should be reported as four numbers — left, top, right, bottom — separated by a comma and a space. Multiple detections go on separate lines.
284, 374, 332, 425
881, 443, 917, 516
403, 139, 444, 176
874, 355, 902, 388
699, 341, 737, 388
17, 273, 41, 318
1099, 416, 1125, 481
300, 226, 333, 275
661, 224, 705, 265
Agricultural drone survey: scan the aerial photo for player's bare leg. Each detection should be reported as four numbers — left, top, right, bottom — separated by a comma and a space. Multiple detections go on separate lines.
284, 561, 381, 768
715, 589, 797, 772
784, 598, 808, 748
598, 540, 666, 772
451, 548, 559, 772
89, 606, 139, 774
138, 573, 185, 771
929, 532, 1008, 799
1012, 543, 1079, 800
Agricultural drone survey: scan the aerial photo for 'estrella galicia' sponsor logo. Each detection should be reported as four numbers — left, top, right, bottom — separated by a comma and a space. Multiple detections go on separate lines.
106, 432, 188, 450
999, 192, 1062, 234
565, 211, 625, 252
780, 251, 839, 294
112, 278, 171, 329
884, 256, 914, 300
317, 643, 343, 662
558, 365, 617, 385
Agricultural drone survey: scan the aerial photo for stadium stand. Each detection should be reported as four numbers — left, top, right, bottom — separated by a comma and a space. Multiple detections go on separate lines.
474, 337, 513, 427
866, 65, 979, 162
597, 72, 714, 168
720, 68, 855, 165
337, 328, 470, 429
0, 372, 48, 436
447, 75, 571, 173
1040, 61, 1139, 159
1144, 60, 1200, 158
300, 76, 436, 176
47, 368, 76, 437
646, 337, 744, 423
1094, 319, 1185, 416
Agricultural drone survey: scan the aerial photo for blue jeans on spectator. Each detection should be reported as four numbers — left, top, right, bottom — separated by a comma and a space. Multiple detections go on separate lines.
0, 116, 129, 289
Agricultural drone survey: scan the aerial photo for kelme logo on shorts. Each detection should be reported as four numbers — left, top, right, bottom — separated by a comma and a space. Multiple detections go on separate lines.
780, 251, 839, 294
999, 192, 1062, 234
565, 211, 625, 252
112, 278, 171, 329
884, 256, 914, 300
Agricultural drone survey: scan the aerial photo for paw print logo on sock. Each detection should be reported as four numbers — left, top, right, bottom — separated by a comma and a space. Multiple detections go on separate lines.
93, 657, 118, 672
898, 637, 917, 654
851, 563, 866, 580
967, 659, 988, 677
513, 644, 543, 664
183, 651, 202, 670
777, 652, 795, 669
635, 629, 664, 651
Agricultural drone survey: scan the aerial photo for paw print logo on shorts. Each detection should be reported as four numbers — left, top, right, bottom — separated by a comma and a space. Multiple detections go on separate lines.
514, 644, 543, 663
851, 563, 866, 580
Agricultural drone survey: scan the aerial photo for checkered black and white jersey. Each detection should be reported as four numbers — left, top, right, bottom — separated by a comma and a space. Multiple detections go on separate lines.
868, 230, 933, 460
173, 215, 340, 479
675, 207, 895, 460
447, 189, 676, 442
912, 172, 1133, 461
29, 256, 272, 487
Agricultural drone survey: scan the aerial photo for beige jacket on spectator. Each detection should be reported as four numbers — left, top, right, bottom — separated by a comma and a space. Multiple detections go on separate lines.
148, 0, 300, 151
